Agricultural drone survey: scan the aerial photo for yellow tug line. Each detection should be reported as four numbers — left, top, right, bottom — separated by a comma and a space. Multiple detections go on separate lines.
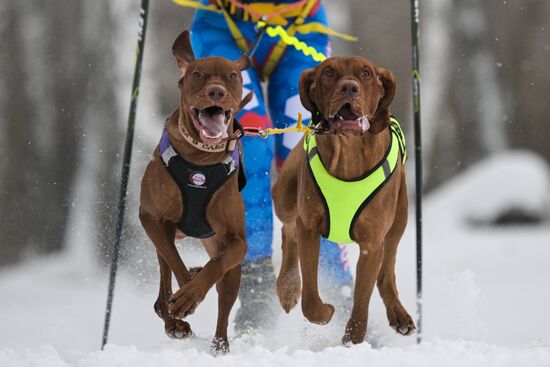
257, 21, 327, 62
258, 112, 312, 138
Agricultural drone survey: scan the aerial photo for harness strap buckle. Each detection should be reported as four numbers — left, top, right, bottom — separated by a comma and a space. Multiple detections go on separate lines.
222, 154, 237, 175
161, 145, 178, 166
227, 139, 237, 152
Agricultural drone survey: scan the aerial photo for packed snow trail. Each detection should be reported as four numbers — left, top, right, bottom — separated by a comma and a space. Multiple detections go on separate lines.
2, 340, 550, 367
1, 152, 549, 366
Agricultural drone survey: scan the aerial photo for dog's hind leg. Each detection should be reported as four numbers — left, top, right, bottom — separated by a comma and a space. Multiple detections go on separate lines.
154, 252, 192, 339
297, 217, 335, 325
212, 265, 241, 354
276, 223, 301, 313
376, 173, 415, 336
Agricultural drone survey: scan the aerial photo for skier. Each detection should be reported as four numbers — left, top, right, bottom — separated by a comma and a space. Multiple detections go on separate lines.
179, 0, 356, 333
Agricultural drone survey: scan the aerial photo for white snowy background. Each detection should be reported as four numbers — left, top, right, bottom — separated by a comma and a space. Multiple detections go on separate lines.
1, 153, 549, 366
1, 0, 550, 366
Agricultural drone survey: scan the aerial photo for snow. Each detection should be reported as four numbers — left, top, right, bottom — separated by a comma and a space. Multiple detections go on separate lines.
3, 341, 550, 367
427, 151, 550, 223
1, 151, 550, 366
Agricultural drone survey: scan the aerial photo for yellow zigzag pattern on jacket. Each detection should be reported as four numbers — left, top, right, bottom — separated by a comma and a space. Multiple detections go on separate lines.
258, 21, 327, 62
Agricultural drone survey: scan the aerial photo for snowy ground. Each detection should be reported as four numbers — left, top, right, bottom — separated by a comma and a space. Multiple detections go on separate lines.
1, 151, 550, 366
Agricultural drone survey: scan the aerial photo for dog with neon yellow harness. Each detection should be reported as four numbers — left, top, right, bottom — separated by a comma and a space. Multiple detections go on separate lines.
272, 56, 416, 344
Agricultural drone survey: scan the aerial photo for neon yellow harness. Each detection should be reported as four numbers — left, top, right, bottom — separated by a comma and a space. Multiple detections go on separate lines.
304, 117, 407, 244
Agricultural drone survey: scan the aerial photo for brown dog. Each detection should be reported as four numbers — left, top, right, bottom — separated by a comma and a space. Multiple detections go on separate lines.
272, 56, 415, 344
139, 31, 253, 353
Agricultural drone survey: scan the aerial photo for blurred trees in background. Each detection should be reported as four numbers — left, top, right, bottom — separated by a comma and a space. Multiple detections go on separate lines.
424, 0, 508, 189
0, 0, 548, 266
0, 0, 120, 265
423, 0, 550, 189
348, 0, 549, 189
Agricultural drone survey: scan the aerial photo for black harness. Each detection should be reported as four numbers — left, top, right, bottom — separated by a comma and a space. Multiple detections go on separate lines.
159, 131, 246, 238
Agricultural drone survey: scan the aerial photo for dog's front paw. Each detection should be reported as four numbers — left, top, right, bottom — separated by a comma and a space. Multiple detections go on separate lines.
168, 281, 206, 319
276, 267, 301, 313
302, 300, 335, 325
211, 337, 230, 355
165, 319, 192, 339
342, 318, 367, 345
387, 304, 416, 336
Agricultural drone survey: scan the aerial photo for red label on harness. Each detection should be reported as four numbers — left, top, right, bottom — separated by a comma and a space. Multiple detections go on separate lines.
189, 172, 206, 188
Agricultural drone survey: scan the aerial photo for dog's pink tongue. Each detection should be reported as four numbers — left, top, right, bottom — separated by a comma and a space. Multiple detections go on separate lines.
199, 111, 228, 139
360, 116, 370, 132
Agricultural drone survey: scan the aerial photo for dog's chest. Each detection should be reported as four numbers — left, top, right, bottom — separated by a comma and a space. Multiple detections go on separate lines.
159, 132, 241, 238
303, 126, 405, 244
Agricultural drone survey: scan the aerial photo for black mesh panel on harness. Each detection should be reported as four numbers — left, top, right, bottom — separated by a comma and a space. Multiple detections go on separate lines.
159, 131, 246, 238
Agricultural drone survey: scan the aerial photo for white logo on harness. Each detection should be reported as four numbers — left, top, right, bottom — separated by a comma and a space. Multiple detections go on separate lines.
190, 172, 206, 187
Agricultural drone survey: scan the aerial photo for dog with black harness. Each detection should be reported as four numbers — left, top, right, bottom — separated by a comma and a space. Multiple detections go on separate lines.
139, 30, 253, 353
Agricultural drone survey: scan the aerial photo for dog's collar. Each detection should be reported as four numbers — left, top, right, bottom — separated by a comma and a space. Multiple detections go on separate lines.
178, 114, 244, 153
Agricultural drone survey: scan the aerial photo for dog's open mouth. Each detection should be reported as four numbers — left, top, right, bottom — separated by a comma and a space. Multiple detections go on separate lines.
190, 105, 233, 144
328, 103, 370, 134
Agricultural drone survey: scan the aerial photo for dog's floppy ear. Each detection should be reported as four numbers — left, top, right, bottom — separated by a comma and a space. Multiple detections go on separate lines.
172, 30, 195, 77
239, 91, 254, 111
235, 54, 251, 71
370, 67, 396, 134
299, 68, 317, 113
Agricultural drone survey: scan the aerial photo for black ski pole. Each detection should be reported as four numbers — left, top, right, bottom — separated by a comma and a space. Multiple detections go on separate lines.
410, 0, 423, 345
248, 18, 267, 59
101, 0, 150, 350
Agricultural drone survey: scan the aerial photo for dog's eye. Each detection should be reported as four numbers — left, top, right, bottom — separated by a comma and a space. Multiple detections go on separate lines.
228, 72, 238, 80
360, 69, 372, 79
191, 70, 202, 80
323, 69, 335, 79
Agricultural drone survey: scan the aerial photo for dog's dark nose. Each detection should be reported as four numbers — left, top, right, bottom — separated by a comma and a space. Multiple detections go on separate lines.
339, 80, 360, 98
206, 84, 226, 101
